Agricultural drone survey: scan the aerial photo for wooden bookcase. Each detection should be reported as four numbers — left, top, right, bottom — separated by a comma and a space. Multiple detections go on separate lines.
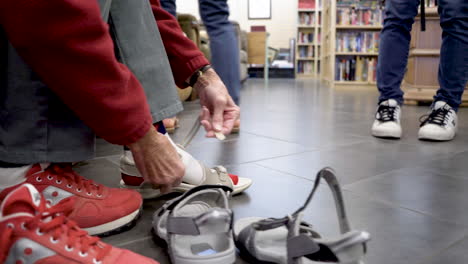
296, 0, 322, 78
321, 0, 382, 88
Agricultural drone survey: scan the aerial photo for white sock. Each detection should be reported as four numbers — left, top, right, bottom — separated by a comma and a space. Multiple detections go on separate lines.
0, 165, 32, 192
165, 134, 205, 185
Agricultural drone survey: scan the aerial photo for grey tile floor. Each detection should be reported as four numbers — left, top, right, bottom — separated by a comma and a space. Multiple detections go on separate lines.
76, 79, 468, 264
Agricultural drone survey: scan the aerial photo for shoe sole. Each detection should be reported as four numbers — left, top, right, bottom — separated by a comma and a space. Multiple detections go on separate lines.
83, 207, 142, 237
120, 178, 253, 200
419, 135, 455, 141
372, 130, 401, 139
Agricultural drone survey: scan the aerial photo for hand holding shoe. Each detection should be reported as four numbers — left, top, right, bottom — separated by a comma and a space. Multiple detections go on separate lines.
128, 126, 184, 194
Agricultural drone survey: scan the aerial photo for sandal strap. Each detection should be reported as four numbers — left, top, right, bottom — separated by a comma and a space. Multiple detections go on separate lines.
201, 165, 234, 189
167, 208, 233, 235
287, 234, 320, 260
163, 185, 233, 212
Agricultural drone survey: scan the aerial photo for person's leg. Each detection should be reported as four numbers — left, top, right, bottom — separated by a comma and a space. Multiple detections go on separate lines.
159, 0, 177, 17
376, 0, 420, 104
199, 0, 241, 105
433, 0, 468, 110
0, 0, 144, 236
108, 0, 183, 122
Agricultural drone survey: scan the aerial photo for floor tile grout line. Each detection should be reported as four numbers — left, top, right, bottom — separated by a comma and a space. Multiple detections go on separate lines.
344, 189, 468, 228
252, 163, 316, 182
415, 233, 468, 264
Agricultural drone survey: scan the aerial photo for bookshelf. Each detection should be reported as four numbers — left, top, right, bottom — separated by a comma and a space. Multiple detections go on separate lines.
321, 0, 383, 88
296, 0, 322, 78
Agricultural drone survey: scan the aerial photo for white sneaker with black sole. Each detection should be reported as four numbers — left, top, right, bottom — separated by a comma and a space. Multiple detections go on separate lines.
418, 101, 457, 141
371, 99, 402, 139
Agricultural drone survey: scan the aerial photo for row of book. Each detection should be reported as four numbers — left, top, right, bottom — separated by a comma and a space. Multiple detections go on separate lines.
336, 31, 380, 53
298, 46, 315, 58
299, 12, 316, 26
298, 32, 314, 44
337, 0, 381, 9
298, 0, 322, 9
297, 61, 315, 74
337, 7, 383, 26
335, 57, 377, 82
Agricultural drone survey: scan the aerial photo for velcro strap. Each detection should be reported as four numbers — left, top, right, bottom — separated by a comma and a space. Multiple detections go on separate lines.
167, 217, 200, 235
253, 217, 289, 231
287, 234, 320, 259
167, 209, 232, 236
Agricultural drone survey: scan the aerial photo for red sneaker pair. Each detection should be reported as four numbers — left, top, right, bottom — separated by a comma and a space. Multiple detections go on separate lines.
0, 164, 142, 236
0, 184, 158, 264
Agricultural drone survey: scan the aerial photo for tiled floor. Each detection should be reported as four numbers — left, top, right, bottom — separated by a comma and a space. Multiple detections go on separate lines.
76, 79, 468, 264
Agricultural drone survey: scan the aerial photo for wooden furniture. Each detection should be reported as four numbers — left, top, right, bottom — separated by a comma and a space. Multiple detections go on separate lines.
402, 7, 468, 105
321, 0, 382, 88
296, 0, 322, 78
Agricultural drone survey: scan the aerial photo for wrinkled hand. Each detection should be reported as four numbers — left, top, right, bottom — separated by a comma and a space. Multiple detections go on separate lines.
128, 126, 184, 194
193, 68, 240, 137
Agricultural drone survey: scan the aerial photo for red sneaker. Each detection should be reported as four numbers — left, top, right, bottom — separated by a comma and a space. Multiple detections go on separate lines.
0, 164, 142, 236
0, 184, 158, 264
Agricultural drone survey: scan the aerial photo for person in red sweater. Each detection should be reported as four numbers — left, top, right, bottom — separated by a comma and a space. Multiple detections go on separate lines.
0, 0, 241, 261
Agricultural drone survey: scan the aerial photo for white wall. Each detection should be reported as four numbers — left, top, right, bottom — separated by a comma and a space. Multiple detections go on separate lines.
175, 0, 297, 49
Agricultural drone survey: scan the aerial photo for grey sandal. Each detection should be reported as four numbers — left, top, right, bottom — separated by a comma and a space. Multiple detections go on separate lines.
152, 185, 236, 264
234, 167, 371, 264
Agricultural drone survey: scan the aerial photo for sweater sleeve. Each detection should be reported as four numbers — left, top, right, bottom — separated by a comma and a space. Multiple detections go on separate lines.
150, 0, 210, 88
0, 0, 152, 146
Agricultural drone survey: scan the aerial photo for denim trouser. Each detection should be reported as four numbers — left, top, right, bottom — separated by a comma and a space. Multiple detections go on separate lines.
161, 0, 241, 104
377, 0, 468, 110
0, 0, 182, 164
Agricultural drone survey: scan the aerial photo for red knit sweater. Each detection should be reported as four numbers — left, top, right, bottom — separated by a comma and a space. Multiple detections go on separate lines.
0, 0, 208, 146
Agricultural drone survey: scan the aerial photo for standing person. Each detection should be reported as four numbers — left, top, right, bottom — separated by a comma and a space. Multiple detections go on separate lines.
160, 0, 241, 106
371, 0, 468, 141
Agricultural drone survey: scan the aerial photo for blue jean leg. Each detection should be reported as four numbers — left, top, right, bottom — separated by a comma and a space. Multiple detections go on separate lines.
377, 0, 420, 105
159, 0, 177, 17
199, 0, 241, 104
433, 0, 468, 110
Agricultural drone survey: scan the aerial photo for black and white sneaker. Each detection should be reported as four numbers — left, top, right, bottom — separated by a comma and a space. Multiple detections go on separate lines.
418, 101, 457, 141
371, 99, 402, 139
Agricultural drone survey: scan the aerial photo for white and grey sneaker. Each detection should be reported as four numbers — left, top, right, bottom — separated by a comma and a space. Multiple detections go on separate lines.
418, 101, 457, 141
371, 99, 402, 139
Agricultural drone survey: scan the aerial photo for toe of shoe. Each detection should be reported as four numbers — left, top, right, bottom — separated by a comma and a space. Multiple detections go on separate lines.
419, 125, 454, 140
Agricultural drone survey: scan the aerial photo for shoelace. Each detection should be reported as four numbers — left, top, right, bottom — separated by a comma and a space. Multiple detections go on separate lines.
376, 104, 397, 122
45, 164, 104, 196
419, 106, 451, 127
3, 198, 111, 262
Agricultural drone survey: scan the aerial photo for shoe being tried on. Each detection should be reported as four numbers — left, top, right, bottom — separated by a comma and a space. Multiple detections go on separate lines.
0, 184, 158, 264
0, 163, 143, 236
371, 99, 402, 139
120, 134, 252, 199
419, 101, 457, 141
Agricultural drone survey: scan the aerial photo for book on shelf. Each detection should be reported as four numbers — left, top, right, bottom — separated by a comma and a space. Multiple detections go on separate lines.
297, 61, 315, 74
336, 31, 380, 53
298, 46, 314, 58
336, 7, 383, 26
337, 0, 381, 9
298, 32, 314, 44
335, 57, 377, 82
299, 12, 316, 26
299, 0, 315, 9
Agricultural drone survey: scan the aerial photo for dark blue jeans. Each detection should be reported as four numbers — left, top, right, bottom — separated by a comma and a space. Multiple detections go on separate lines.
377, 0, 468, 110
161, 0, 241, 104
